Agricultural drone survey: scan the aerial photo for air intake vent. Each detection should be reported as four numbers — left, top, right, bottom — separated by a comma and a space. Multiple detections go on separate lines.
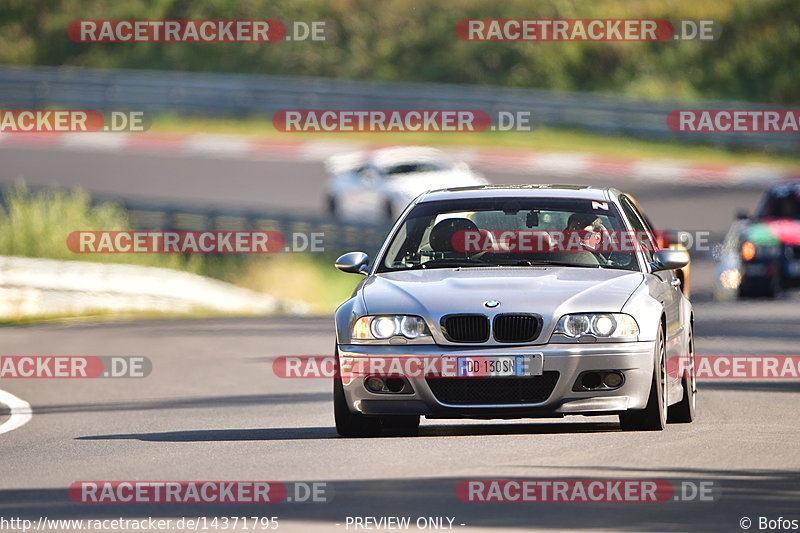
426, 372, 560, 405
440, 314, 490, 343
493, 314, 542, 343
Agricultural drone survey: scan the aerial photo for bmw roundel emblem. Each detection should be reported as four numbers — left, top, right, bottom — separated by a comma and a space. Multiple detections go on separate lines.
484, 300, 500, 308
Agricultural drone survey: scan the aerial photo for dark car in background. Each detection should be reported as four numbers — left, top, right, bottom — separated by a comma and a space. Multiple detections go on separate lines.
715, 179, 800, 299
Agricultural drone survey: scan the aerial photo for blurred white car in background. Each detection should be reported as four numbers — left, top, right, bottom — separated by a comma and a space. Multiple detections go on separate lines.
325, 146, 488, 223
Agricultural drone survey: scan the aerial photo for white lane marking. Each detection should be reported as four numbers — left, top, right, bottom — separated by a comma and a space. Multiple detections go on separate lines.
0, 389, 32, 435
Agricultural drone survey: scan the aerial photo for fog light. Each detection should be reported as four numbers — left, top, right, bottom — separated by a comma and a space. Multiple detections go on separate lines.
581, 372, 602, 389
365, 377, 385, 392
603, 372, 623, 388
385, 378, 405, 393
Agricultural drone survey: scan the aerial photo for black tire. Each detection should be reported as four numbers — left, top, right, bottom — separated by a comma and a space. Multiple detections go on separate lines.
384, 200, 396, 223
334, 377, 381, 437
333, 351, 381, 437
668, 327, 697, 424
379, 415, 420, 437
327, 196, 338, 219
765, 270, 782, 299
619, 325, 667, 431
739, 268, 781, 298
334, 379, 421, 437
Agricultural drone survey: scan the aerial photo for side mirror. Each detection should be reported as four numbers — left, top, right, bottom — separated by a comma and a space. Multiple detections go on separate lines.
736, 210, 750, 220
651, 249, 690, 272
335, 251, 370, 275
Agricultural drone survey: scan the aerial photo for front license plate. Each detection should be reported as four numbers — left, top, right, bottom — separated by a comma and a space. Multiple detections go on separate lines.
456, 354, 543, 377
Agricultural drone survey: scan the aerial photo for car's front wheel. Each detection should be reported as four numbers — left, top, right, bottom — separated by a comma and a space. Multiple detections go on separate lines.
380, 415, 420, 436
668, 327, 696, 423
333, 376, 381, 437
327, 196, 338, 219
619, 325, 667, 431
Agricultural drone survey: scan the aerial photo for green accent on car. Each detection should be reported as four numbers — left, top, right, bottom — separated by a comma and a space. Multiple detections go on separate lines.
745, 223, 781, 246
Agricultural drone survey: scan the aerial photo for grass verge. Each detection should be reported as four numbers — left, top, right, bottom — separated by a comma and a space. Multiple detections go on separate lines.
0, 184, 360, 319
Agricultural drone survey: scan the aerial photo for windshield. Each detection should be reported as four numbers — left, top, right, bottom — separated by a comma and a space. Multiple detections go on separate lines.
383, 161, 450, 175
758, 184, 800, 219
377, 197, 642, 272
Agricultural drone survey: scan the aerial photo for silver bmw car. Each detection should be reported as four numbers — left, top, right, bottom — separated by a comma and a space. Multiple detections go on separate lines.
333, 185, 696, 436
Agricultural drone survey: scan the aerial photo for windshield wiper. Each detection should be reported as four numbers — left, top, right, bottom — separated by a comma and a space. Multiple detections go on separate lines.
491, 259, 605, 268
401, 257, 620, 270
404, 259, 498, 270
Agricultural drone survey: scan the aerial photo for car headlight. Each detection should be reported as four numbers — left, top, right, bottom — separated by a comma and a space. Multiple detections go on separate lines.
552, 313, 639, 342
351, 315, 432, 342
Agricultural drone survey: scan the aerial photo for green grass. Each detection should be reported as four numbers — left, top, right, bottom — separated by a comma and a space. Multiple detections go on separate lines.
0, 182, 202, 271
0, 183, 359, 318
229, 254, 360, 314
0, 308, 254, 326
151, 114, 800, 168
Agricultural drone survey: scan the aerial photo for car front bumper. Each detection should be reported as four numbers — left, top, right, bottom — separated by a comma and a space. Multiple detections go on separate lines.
337, 342, 656, 419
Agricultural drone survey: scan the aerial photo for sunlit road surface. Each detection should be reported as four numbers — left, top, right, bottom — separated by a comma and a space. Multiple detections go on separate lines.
1, 291, 799, 532
0, 151, 798, 532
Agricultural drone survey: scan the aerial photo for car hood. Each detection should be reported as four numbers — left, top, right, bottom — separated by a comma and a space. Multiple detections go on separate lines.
361, 267, 644, 325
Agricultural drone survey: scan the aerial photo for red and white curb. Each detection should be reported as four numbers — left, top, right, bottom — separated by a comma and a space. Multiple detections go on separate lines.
0, 132, 795, 186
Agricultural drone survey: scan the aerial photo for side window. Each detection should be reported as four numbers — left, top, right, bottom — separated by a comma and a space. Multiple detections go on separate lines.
619, 196, 655, 265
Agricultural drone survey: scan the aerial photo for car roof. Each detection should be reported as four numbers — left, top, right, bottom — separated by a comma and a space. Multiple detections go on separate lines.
417, 184, 616, 203
767, 178, 800, 190
324, 146, 452, 175
370, 146, 451, 168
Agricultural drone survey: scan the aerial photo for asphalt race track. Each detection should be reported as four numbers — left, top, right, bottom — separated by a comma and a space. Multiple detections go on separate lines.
0, 144, 764, 235
1, 145, 799, 532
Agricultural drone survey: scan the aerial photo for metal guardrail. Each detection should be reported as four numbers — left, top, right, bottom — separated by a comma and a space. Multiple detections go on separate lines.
0, 64, 796, 151
0, 185, 390, 258
119, 199, 390, 257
